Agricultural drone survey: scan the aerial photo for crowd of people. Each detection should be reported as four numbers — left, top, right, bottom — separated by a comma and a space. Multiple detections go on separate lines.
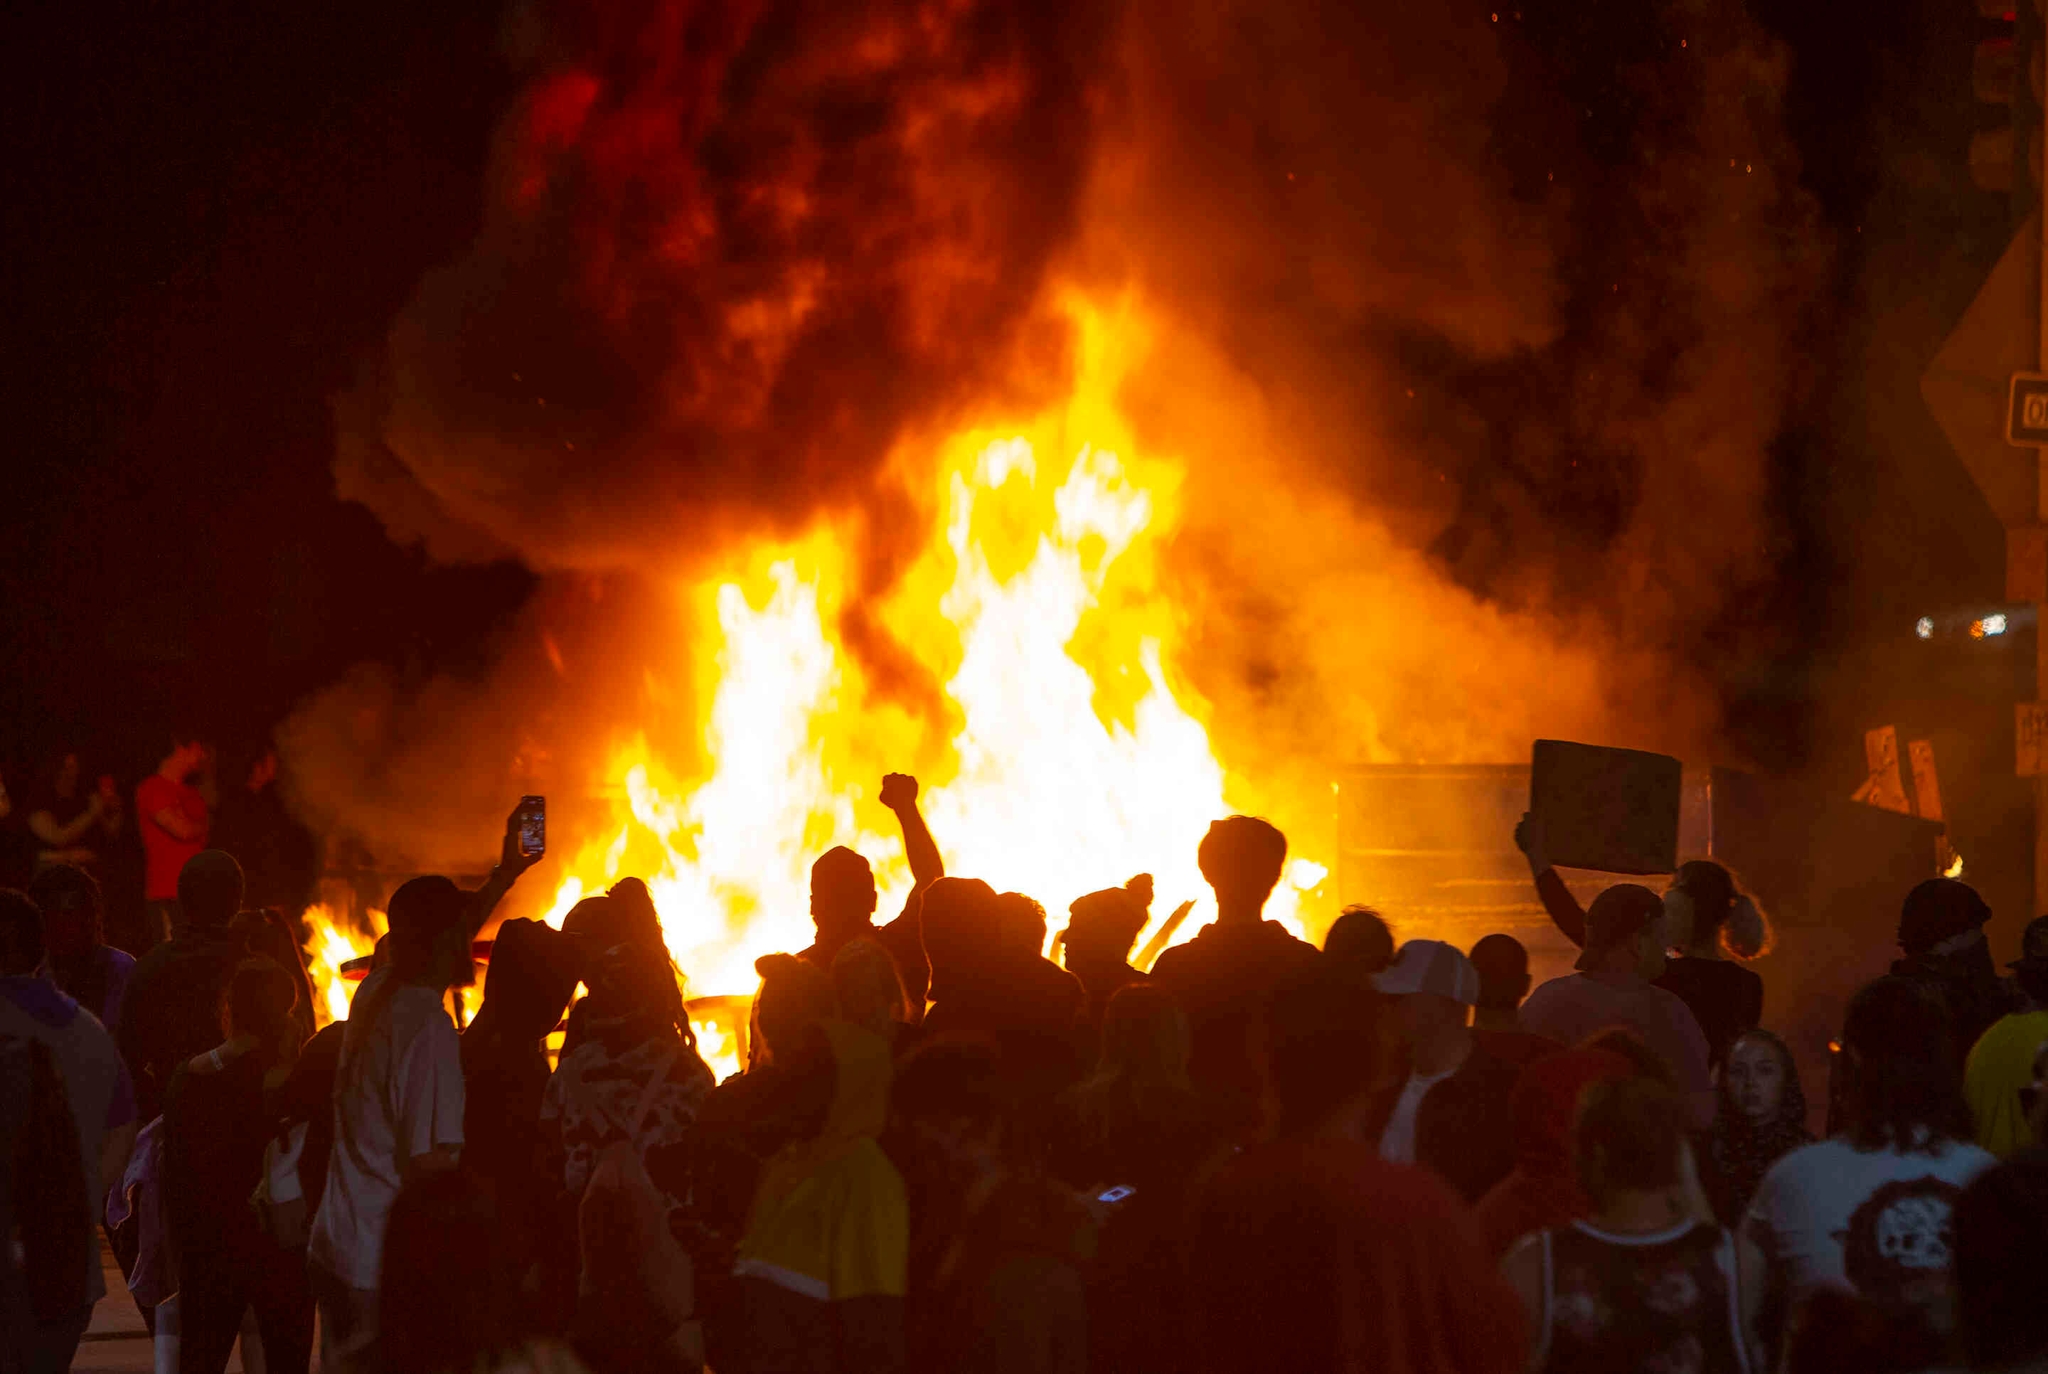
4, 760, 2048, 1374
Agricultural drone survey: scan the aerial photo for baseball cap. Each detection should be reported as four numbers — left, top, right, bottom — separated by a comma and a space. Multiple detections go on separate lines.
2009, 914, 2048, 973
1573, 885, 1664, 971
386, 875, 470, 949
1373, 939, 1480, 1005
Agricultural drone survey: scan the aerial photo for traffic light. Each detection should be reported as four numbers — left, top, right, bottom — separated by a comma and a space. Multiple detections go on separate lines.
1972, 0, 2044, 213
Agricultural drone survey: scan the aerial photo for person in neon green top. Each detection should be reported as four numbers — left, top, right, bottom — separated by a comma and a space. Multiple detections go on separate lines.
1964, 916, 2048, 1156
733, 959, 908, 1372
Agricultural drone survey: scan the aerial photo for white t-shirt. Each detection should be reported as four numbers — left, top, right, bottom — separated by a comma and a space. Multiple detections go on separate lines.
1742, 1135, 1994, 1323
308, 968, 466, 1289
1378, 1066, 1456, 1164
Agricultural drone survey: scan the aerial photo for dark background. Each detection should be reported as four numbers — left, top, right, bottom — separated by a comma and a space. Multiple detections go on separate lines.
0, 0, 2030, 900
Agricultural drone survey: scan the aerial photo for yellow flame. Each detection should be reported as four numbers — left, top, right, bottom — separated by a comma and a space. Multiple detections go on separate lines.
541, 297, 1327, 1001
1946, 851, 1965, 880
302, 902, 384, 1027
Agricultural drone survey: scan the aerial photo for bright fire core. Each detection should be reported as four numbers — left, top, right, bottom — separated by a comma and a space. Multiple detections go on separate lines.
543, 301, 1324, 996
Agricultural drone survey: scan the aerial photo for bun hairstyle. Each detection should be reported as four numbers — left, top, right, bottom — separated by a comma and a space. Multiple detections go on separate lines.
1666, 860, 1772, 961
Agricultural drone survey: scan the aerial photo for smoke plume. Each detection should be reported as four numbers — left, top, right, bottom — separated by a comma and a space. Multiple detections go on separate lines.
299, 0, 1825, 873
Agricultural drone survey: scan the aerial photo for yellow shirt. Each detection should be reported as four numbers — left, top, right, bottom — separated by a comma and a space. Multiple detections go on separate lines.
1964, 1009, 2048, 1157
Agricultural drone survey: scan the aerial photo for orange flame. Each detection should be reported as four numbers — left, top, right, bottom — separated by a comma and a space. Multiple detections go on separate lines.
540, 297, 1328, 998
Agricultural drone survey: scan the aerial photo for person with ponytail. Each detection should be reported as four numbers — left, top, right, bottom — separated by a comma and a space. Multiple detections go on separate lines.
1657, 861, 1767, 1072
539, 879, 717, 1280
1517, 816, 1767, 1071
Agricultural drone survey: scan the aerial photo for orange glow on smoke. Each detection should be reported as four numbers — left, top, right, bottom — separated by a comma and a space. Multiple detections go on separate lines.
538, 295, 1327, 998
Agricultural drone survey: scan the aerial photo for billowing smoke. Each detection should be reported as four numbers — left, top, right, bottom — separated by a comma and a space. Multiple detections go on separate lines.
294, 0, 1825, 875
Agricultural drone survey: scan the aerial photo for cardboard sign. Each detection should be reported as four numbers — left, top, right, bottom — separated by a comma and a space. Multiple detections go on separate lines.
1529, 739, 1682, 875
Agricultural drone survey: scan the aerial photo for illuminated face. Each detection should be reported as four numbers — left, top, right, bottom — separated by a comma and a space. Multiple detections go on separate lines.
1725, 1036, 1785, 1123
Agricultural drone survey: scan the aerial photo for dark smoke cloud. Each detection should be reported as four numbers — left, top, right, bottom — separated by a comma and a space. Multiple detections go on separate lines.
339, 0, 1110, 571
304, 0, 1828, 875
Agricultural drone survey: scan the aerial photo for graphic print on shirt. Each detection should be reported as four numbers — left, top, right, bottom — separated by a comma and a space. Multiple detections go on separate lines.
1835, 1176, 1964, 1323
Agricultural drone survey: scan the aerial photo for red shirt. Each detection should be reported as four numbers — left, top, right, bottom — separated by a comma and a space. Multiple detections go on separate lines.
137, 774, 208, 899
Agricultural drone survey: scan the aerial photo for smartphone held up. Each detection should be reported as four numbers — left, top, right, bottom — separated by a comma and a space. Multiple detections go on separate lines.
517, 795, 546, 860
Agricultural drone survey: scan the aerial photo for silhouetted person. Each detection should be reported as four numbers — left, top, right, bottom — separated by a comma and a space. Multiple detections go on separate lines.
1467, 932, 1556, 1067
461, 917, 579, 1282
1709, 1028, 1811, 1223
920, 877, 1086, 1103
137, 731, 211, 947
28, 862, 134, 1033
25, 749, 122, 877
0, 1014, 92, 1374
1519, 884, 1714, 1129
1322, 904, 1394, 980
213, 747, 317, 920
1517, 820, 1767, 1071
230, 905, 318, 1047
1743, 976, 1994, 1365
732, 1019, 907, 1374
308, 875, 476, 1370
162, 956, 314, 1374
0, 886, 135, 1374
1891, 878, 2017, 1065
892, 1040, 1090, 1374
1952, 1155, 2048, 1372
1370, 939, 1522, 1201
1148, 816, 1318, 1125
831, 936, 914, 1050
799, 773, 943, 1013
1057, 878, 1151, 1032
1964, 913, 2048, 1155
117, 849, 245, 1120
1503, 1077, 1762, 1373
1473, 1046, 1635, 1258
1193, 971, 1525, 1374
379, 1167, 561, 1374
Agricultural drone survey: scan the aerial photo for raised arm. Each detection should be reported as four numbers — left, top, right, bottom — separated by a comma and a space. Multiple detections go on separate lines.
880, 773, 942, 895
28, 794, 107, 848
1515, 812, 1586, 948
466, 799, 545, 937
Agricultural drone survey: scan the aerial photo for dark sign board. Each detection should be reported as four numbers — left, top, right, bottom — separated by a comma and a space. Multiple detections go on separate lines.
1529, 739, 1682, 875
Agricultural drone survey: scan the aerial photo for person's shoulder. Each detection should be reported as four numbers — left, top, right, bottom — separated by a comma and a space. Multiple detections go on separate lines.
103, 945, 137, 974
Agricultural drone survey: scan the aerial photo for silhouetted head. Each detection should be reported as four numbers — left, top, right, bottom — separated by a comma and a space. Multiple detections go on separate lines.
1468, 933, 1530, 1010
1375, 940, 1477, 1055
178, 850, 245, 931
1839, 974, 1970, 1150
222, 956, 301, 1056
752, 952, 835, 1068
1262, 964, 1385, 1138
0, 890, 44, 976
1898, 878, 1990, 958
1198, 815, 1287, 920
1575, 1076, 1687, 1209
1955, 1156, 2048, 1370
480, 917, 582, 1041
1323, 905, 1393, 977
27, 864, 103, 960
919, 876, 1003, 990
2010, 914, 2048, 1006
811, 846, 878, 939
386, 875, 473, 990
1062, 880, 1149, 970
1574, 884, 1666, 980
993, 891, 1048, 958
157, 728, 208, 779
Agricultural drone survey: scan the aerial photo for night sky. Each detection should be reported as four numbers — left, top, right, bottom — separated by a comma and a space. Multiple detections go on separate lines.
0, 0, 2023, 805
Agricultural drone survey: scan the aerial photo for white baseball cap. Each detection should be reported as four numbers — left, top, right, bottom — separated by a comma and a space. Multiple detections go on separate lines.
1372, 939, 1480, 1005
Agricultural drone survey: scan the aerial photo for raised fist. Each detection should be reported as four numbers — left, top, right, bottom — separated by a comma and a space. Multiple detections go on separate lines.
879, 773, 919, 811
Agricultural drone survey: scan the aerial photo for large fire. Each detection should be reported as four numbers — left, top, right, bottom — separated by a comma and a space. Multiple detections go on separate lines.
538, 294, 1326, 994
303, 296, 1329, 1077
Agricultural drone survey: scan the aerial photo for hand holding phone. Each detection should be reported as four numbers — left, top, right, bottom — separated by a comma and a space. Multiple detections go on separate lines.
517, 795, 546, 859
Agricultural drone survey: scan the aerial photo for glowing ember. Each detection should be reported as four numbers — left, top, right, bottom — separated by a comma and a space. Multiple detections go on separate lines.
539, 300, 1329, 998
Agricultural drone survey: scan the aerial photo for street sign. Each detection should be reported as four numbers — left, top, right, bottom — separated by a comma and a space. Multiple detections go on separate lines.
2011, 373, 2048, 445
1922, 216, 2041, 526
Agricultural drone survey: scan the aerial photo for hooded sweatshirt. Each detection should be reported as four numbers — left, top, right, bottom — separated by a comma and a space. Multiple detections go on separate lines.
1473, 1048, 1634, 1259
